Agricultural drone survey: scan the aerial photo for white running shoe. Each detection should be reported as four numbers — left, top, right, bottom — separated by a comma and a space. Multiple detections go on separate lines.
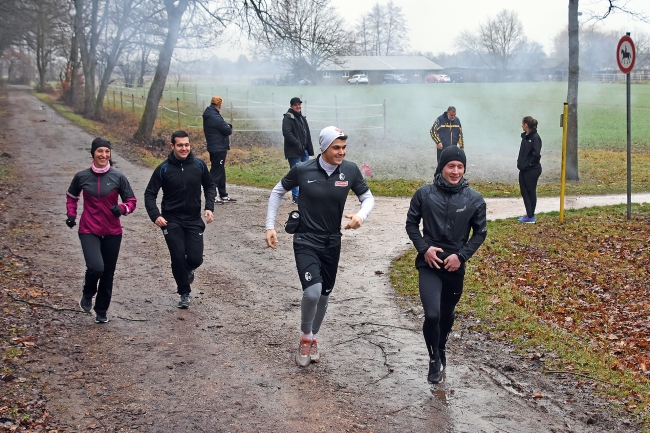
295, 336, 312, 367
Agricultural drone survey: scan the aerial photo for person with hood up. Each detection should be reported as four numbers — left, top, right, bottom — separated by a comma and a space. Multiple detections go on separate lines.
405, 146, 487, 384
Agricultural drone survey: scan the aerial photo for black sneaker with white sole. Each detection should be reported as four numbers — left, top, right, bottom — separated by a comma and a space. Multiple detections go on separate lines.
220, 196, 236, 203
178, 293, 190, 309
95, 314, 109, 324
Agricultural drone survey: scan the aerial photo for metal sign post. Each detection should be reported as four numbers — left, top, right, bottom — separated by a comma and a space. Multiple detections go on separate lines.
617, 33, 635, 219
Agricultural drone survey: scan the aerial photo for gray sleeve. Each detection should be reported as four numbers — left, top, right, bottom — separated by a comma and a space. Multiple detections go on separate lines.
265, 181, 289, 230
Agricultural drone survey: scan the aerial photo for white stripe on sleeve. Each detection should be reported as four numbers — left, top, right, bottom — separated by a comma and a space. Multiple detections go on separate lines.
266, 181, 289, 230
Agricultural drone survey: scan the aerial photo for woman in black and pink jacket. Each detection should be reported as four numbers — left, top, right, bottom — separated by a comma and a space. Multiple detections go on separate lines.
65, 138, 137, 323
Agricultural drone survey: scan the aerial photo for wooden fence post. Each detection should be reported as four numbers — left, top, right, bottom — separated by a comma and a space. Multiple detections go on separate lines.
176, 98, 181, 129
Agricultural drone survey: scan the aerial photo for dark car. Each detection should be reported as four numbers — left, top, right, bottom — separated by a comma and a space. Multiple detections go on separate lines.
384, 74, 408, 84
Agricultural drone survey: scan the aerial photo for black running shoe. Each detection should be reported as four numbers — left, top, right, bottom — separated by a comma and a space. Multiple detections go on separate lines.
178, 293, 190, 309
428, 359, 442, 384
291, 196, 298, 205
79, 296, 92, 313
439, 349, 446, 372
220, 196, 236, 203
95, 314, 109, 324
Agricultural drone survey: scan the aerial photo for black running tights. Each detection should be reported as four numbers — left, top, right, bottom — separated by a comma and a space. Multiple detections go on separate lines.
79, 233, 122, 315
418, 266, 464, 361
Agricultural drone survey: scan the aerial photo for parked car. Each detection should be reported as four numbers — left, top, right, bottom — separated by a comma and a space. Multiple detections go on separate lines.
449, 72, 464, 83
425, 74, 451, 83
348, 74, 369, 85
383, 74, 408, 84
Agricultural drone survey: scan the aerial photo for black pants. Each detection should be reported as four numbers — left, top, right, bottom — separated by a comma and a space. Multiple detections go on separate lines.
79, 233, 122, 315
161, 219, 204, 295
209, 150, 228, 199
519, 166, 542, 218
418, 266, 464, 361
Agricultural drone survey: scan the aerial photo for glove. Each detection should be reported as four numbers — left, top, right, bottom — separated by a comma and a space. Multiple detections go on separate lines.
110, 205, 123, 217
66, 216, 76, 228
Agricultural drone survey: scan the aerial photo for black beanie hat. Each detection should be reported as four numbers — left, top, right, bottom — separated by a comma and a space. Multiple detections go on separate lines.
435, 146, 467, 175
90, 137, 112, 156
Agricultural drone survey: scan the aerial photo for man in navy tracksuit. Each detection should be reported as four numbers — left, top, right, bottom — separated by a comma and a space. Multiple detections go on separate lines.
144, 130, 215, 308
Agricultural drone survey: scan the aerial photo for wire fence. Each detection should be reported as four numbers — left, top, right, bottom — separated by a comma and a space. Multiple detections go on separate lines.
106, 83, 387, 137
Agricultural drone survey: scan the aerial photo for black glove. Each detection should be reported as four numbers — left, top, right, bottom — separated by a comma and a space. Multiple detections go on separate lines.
110, 205, 123, 217
66, 216, 76, 228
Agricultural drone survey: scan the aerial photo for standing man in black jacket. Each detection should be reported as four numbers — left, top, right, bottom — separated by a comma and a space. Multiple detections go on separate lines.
144, 130, 215, 309
203, 96, 235, 204
282, 97, 314, 204
430, 106, 464, 164
517, 116, 542, 224
405, 146, 486, 384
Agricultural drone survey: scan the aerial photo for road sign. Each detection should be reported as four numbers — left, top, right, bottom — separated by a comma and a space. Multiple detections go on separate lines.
617, 35, 636, 74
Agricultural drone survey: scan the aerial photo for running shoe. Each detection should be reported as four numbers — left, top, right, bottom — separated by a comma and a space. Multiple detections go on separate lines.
215, 197, 224, 205
291, 196, 298, 205
79, 295, 93, 313
518, 215, 536, 224
295, 336, 312, 367
95, 314, 109, 324
309, 337, 320, 363
427, 359, 442, 384
188, 269, 195, 285
439, 349, 446, 372
178, 293, 190, 309
220, 196, 236, 203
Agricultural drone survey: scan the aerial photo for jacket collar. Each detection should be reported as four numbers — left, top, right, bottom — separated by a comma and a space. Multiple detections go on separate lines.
167, 151, 195, 165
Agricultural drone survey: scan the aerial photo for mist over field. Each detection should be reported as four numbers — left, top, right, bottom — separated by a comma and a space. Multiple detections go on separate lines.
172, 80, 650, 182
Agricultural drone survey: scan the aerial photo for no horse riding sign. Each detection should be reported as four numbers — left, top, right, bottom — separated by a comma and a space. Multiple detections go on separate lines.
617, 35, 636, 74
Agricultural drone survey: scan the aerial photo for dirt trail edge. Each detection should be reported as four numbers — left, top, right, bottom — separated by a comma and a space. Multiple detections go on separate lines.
3, 88, 641, 432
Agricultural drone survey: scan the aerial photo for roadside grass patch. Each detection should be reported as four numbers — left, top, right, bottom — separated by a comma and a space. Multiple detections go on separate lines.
390, 205, 650, 424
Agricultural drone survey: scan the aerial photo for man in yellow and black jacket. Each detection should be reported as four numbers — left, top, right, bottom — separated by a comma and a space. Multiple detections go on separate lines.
430, 106, 464, 164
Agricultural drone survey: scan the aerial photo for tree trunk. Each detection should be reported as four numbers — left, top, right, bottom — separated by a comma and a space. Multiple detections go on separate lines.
566, 0, 580, 181
134, 0, 188, 142
35, 5, 47, 92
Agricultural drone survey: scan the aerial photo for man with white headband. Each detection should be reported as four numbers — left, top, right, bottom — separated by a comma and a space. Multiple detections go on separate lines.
265, 126, 375, 367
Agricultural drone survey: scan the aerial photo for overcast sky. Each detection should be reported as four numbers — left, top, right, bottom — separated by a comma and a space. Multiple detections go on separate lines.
214, 0, 650, 60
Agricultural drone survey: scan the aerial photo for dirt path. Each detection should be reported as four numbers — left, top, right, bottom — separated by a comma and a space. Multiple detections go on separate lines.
2, 87, 641, 432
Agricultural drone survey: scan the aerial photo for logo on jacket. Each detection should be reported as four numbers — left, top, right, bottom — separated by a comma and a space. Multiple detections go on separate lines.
304, 272, 312, 281
335, 181, 348, 187
456, 206, 467, 213
339, 173, 345, 180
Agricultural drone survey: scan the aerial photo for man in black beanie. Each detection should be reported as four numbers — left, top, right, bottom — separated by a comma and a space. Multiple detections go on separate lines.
406, 145, 487, 384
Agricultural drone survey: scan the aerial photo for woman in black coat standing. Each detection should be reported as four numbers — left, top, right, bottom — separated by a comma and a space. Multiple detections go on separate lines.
517, 116, 542, 224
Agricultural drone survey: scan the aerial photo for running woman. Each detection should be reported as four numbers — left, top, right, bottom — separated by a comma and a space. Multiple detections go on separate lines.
265, 126, 375, 367
144, 130, 215, 309
66, 138, 137, 323
405, 146, 487, 383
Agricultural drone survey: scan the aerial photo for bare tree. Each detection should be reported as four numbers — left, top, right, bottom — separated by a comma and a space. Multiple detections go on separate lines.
23, 0, 72, 92
565, 0, 648, 181
0, 1, 31, 59
353, 1, 409, 56
248, 0, 352, 81
460, 9, 525, 70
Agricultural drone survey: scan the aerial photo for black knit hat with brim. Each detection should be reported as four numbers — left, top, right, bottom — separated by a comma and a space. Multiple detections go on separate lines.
91, 137, 112, 156
435, 146, 467, 175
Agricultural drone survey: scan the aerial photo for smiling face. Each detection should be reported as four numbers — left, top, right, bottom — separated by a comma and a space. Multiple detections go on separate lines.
291, 102, 302, 113
441, 160, 465, 184
321, 138, 347, 165
170, 136, 191, 160
92, 147, 111, 168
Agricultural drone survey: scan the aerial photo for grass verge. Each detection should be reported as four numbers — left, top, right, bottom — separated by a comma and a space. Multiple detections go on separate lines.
390, 205, 650, 426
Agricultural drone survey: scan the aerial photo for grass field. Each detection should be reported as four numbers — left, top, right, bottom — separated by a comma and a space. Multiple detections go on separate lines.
110, 80, 650, 183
